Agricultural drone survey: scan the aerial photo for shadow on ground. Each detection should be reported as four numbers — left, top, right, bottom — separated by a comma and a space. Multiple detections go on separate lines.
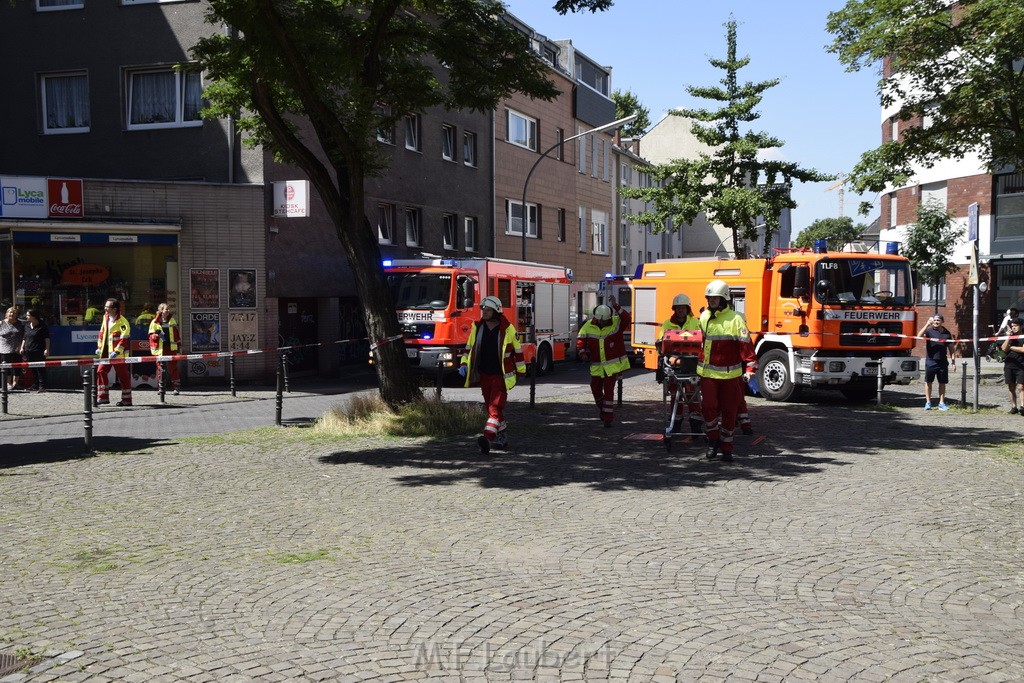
1, 436, 164, 468
317, 387, 1015, 492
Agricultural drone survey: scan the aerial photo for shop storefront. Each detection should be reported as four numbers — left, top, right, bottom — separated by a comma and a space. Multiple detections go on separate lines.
0, 221, 180, 370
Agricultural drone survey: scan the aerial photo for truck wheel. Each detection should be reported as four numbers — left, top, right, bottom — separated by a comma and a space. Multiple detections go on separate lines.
758, 349, 795, 402
536, 343, 554, 376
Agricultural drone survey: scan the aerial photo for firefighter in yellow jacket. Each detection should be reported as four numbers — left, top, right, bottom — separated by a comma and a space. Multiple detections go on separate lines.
148, 303, 182, 395
459, 296, 526, 453
96, 298, 133, 407
698, 280, 757, 462
658, 293, 703, 435
577, 296, 632, 427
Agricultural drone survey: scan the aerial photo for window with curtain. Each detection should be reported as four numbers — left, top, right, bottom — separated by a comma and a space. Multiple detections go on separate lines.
377, 204, 395, 244
442, 124, 455, 161
42, 72, 90, 133
405, 208, 421, 246
463, 131, 477, 167
443, 214, 457, 250
37, 0, 83, 10
126, 66, 203, 129
464, 217, 477, 252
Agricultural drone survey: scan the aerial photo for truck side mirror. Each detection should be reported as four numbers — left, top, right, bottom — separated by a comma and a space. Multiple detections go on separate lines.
458, 276, 476, 309
793, 266, 810, 300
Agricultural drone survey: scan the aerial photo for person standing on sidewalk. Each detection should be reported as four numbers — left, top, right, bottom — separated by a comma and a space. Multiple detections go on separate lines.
919, 314, 956, 410
577, 296, 632, 428
96, 298, 133, 407
0, 306, 25, 391
149, 303, 182, 395
697, 280, 757, 462
1000, 317, 1024, 414
20, 309, 50, 391
460, 296, 525, 453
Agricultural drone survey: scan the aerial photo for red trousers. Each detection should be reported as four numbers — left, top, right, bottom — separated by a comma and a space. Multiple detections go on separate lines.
590, 373, 619, 424
157, 359, 181, 388
701, 376, 743, 453
478, 372, 508, 441
97, 362, 133, 404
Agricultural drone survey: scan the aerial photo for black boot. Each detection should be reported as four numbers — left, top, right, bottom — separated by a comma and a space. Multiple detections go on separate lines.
705, 440, 720, 460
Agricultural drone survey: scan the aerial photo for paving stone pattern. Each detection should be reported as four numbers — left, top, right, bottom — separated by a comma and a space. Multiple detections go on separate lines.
0, 364, 1021, 682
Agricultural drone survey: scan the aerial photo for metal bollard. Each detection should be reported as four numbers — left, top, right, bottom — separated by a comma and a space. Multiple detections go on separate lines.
435, 360, 444, 399
230, 355, 237, 397
1, 368, 7, 415
82, 368, 93, 454
282, 352, 290, 393
529, 358, 537, 408
876, 361, 883, 406
617, 374, 623, 407
158, 361, 166, 404
960, 360, 968, 407
275, 354, 284, 426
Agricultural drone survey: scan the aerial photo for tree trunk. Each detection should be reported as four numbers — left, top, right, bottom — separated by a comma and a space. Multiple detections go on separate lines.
318, 161, 422, 408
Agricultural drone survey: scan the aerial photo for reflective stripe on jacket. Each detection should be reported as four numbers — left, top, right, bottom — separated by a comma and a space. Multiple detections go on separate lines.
697, 308, 756, 379
461, 316, 525, 390
577, 307, 632, 378
97, 315, 132, 358
659, 314, 700, 339
148, 317, 180, 354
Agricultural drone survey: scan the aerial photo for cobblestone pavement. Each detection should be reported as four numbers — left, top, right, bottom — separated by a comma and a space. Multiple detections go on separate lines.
0, 362, 1021, 682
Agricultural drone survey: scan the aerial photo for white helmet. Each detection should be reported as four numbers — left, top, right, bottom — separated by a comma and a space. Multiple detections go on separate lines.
672, 293, 691, 308
481, 296, 502, 313
704, 279, 731, 300
593, 304, 613, 322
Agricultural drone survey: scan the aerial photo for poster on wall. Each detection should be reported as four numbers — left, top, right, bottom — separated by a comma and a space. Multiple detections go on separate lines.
228, 311, 258, 351
190, 268, 220, 309
228, 268, 257, 309
191, 311, 221, 352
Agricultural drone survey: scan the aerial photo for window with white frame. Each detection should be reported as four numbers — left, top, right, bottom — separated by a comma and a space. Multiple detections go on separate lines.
620, 163, 632, 185
591, 210, 608, 254
578, 207, 586, 252
620, 221, 629, 249
38, 0, 82, 10
376, 105, 394, 144
919, 279, 946, 306
126, 66, 203, 129
506, 109, 536, 151
442, 124, 456, 161
555, 128, 564, 161
405, 208, 421, 246
506, 199, 538, 238
889, 194, 898, 227
405, 114, 421, 151
377, 203, 395, 244
464, 216, 478, 252
443, 213, 457, 250
556, 208, 566, 242
41, 72, 90, 134
463, 131, 477, 167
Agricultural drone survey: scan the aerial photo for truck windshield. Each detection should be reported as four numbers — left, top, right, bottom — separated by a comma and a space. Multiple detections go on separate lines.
386, 272, 453, 309
815, 258, 915, 306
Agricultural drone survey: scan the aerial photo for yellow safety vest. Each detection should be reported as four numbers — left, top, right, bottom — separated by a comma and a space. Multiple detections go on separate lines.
461, 318, 525, 390
578, 315, 631, 378
697, 308, 750, 380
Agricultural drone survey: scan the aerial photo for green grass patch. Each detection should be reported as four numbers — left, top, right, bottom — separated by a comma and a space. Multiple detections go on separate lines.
271, 548, 331, 564
993, 441, 1024, 463
313, 395, 481, 438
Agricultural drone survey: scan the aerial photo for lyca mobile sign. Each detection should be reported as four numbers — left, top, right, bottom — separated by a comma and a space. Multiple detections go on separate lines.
0, 176, 84, 218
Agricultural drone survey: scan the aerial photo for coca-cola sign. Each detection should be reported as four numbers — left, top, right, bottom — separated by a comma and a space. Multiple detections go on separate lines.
47, 178, 84, 219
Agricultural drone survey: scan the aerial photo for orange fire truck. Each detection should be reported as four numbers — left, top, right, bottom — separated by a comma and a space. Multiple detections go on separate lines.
630, 247, 922, 401
382, 257, 573, 374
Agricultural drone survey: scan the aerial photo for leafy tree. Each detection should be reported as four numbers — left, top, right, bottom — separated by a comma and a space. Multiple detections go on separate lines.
793, 216, 867, 249
611, 89, 651, 137
827, 0, 1024, 201
554, 0, 613, 12
189, 1, 566, 407
903, 199, 962, 313
620, 19, 831, 257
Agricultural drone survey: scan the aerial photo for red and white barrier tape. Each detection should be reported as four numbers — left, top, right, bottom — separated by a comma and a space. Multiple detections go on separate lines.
0, 336, 372, 371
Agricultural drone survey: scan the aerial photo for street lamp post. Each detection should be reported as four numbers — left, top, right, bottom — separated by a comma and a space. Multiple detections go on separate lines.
518, 114, 636, 408
520, 114, 637, 262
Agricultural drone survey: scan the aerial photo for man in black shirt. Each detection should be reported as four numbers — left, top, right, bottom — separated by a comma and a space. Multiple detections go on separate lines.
918, 314, 956, 410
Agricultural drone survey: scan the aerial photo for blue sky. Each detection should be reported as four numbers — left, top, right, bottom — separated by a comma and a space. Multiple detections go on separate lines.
503, 0, 883, 239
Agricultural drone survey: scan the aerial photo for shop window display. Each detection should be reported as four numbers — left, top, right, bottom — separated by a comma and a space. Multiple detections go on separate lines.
0, 236, 178, 363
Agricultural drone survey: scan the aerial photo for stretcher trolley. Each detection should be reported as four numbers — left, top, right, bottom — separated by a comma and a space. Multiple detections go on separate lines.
658, 329, 704, 452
